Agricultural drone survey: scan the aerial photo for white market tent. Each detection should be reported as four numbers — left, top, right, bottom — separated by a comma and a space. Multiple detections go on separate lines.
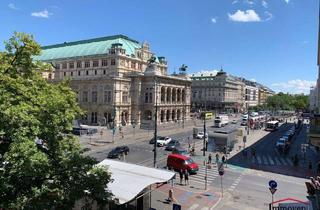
98, 159, 175, 205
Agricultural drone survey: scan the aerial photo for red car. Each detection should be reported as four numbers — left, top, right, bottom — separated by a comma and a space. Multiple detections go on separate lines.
167, 154, 199, 174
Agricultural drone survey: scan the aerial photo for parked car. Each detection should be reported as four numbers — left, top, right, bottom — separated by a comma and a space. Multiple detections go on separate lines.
107, 146, 129, 158
149, 136, 164, 144
231, 119, 237, 124
157, 136, 172, 147
172, 146, 189, 156
165, 139, 180, 151
196, 132, 208, 139
167, 154, 199, 174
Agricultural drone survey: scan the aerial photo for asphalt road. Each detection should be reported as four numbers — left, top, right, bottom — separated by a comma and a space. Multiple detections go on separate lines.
86, 119, 309, 210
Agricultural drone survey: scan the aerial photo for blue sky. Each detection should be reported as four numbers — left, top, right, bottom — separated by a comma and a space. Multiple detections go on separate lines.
1, 0, 318, 94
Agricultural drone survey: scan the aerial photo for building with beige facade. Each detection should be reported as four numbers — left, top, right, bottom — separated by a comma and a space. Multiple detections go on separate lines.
190, 70, 244, 113
35, 35, 191, 127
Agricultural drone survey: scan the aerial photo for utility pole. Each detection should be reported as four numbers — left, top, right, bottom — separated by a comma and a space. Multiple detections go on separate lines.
112, 90, 117, 143
203, 88, 207, 156
182, 85, 187, 129
153, 78, 158, 168
247, 103, 250, 135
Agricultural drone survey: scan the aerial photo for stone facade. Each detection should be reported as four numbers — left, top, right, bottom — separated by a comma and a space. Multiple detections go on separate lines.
36, 35, 191, 127
190, 70, 244, 113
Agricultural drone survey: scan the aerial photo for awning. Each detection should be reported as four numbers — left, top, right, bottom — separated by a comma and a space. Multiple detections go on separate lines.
98, 159, 175, 205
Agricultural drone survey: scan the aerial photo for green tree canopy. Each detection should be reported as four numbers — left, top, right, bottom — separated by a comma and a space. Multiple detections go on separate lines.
264, 93, 309, 111
0, 32, 112, 209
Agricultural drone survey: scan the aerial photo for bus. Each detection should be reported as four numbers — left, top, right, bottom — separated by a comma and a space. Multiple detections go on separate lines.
265, 121, 279, 131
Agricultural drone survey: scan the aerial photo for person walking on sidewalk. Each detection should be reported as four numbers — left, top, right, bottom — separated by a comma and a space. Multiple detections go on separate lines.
179, 169, 184, 185
184, 169, 189, 186
222, 155, 226, 165
208, 153, 212, 164
216, 153, 220, 164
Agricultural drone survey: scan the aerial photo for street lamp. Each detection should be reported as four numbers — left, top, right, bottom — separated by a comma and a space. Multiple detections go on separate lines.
203, 88, 207, 156
112, 90, 118, 143
153, 78, 159, 168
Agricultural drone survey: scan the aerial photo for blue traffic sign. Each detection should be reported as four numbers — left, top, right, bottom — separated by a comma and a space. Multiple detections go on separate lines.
269, 180, 277, 189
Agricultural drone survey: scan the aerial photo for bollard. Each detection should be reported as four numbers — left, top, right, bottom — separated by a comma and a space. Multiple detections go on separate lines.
168, 189, 173, 203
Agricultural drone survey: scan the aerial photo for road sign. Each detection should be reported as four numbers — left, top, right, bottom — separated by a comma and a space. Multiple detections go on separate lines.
173, 203, 181, 210
269, 187, 277, 195
269, 180, 277, 189
218, 163, 224, 176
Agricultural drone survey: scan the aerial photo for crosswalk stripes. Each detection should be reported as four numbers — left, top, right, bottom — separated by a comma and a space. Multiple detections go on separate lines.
268, 156, 275, 165
257, 156, 262, 164
251, 155, 296, 167
262, 156, 268, 165
274, 157, 281, 165
187, 165, 219, 184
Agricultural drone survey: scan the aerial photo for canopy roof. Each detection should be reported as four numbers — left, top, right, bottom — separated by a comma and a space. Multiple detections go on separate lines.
34, 35, 141, 61
98, 159, 175, 205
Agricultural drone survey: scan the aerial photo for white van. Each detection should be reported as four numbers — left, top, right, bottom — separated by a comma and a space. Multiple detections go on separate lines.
214, 115, 229, 127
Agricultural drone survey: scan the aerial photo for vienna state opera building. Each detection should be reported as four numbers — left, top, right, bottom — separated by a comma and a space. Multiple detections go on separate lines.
34, 35, 191, 127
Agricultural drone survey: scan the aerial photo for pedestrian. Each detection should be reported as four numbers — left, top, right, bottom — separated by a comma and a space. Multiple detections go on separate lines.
215, 153, 220, 164
179, 169, 183, 185
184, 169, 189, 186
309, 161, 313, 171
222, 155, 226, 164
208, 153, 212, 164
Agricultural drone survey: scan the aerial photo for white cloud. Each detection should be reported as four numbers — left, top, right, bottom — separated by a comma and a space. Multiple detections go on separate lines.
228, 10, 261, 22
250, 78, 256, 82
284, 0, 290, 3
31, 9, 52, 18
272, 79, 316, 94
264, 11, 273, 21
211, 17, 217, 23
262, 0, 268, 8
232, 0, 239, 4
244, 0, 255, 5
8, 3, 18, 10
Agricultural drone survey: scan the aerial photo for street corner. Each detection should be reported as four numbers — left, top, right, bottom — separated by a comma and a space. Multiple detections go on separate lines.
156, 183, 221, 209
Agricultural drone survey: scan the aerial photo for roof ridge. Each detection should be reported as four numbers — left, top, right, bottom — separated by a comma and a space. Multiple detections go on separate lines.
42, 34, 140, 50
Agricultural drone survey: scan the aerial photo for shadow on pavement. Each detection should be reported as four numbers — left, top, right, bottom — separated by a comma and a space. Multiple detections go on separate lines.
228, 123, 313, 179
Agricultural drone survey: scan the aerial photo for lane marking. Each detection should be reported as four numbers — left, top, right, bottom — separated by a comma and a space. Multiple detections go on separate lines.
257, 156, 262, 164
262, 156, 268, 165
274, 157, 281, 165
268, 156, 275, 165
280, 157, 287, 166
286, 157, 293, 166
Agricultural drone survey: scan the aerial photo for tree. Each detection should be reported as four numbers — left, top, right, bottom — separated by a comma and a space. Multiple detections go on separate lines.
0, 32, 112, 209
265, 93, 309, 111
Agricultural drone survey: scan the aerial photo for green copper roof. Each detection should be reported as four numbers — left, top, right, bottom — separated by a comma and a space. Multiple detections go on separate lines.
34, 35, 141, 61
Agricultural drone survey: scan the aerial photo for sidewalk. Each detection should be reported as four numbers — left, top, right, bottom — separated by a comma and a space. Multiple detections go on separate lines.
151, 183, 221, 210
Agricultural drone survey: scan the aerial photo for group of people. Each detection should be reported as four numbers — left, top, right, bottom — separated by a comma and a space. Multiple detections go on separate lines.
207, 153, 226, 165
178, 169, 189, 185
